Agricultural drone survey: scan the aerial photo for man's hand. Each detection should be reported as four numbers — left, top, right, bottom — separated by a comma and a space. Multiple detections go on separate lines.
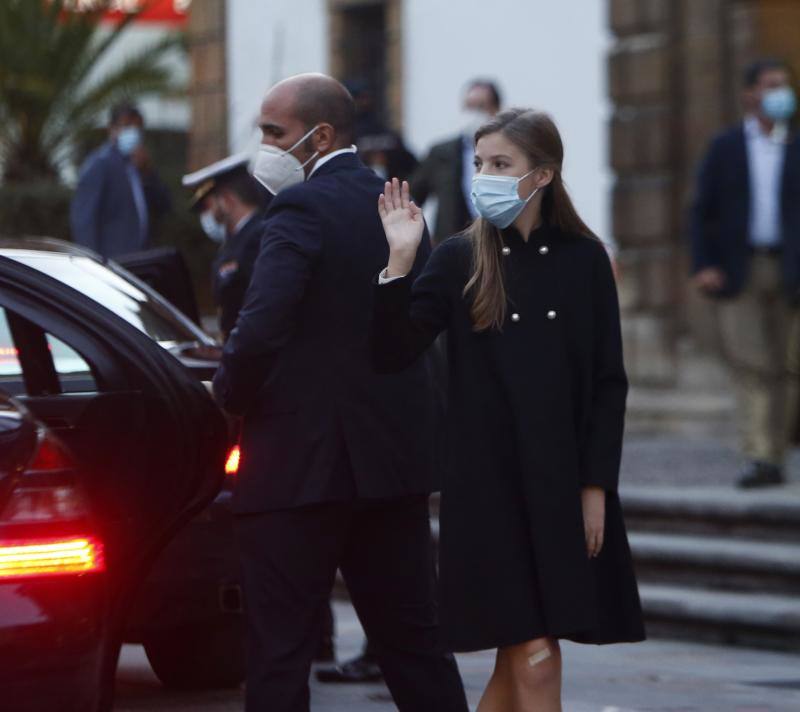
581, 486, 606, 558
692, 267, 726, 294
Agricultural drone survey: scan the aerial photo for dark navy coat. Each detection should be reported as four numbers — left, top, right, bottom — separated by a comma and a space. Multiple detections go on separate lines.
371, 226, 645, 651
213, 153, 438, 513
689, 124, 800, 299
212, 212, 265, 338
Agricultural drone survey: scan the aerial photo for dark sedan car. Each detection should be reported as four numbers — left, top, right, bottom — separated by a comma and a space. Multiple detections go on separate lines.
0, 238, 236, 710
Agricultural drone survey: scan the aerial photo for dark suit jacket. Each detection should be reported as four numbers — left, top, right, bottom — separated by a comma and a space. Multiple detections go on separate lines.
689, 124, 800, 299
212, 153, 437, 513
410, 136, 473, 245
70, 142, 171, 259
212, 212, 266, 338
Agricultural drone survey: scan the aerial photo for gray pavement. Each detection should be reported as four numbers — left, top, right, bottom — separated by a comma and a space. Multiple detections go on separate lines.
114, 601, 800, 712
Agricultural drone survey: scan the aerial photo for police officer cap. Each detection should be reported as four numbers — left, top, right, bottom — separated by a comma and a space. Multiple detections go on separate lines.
182, 152, 252, 210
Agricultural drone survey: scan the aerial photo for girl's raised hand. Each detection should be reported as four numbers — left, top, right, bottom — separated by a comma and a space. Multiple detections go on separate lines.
378, 178, 424, 265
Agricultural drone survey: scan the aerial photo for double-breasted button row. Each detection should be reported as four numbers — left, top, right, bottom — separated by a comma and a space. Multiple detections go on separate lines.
501, 245, 549, 256
509, 310, 557, 323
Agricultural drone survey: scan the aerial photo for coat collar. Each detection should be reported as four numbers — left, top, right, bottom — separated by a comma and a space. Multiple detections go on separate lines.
501, 221, 553, 247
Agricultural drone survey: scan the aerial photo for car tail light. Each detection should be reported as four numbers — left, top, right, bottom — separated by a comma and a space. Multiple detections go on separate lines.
0, 428, 105, 579
0, 536, 105, 579
225, 445, 240, 477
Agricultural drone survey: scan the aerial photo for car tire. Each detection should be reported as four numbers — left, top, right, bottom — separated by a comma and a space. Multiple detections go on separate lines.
143, 617, 245, 689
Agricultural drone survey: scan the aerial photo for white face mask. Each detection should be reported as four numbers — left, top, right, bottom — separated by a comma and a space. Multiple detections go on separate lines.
461, 109, 491, 140
200, 210, 226, 244
117, 126, 142, 156
251, 125, 320, 195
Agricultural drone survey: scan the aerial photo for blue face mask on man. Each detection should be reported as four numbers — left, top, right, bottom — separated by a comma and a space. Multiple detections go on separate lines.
471, 169, 539, 229
117, 126, 143, 156
762, 86, 797, 122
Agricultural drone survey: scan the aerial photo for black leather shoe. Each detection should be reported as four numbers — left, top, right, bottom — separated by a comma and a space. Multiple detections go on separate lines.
737, 461, 785, 489
315, 653, 383, 683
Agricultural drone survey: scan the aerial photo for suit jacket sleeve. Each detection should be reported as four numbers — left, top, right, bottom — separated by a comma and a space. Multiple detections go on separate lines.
70, 155, 106, 252
689, 135, 723, 273
371, 238, 454, 373
409, 149, 434, 206
578, 243, 628, 492
212, 197, 320, 415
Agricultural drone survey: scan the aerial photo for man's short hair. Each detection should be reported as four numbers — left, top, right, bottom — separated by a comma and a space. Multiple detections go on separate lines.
110, 101, 143, 126
743, 58, 789, 88
466, 79, 502, 110
292, 80, 356, 146
216, 167, 265, 209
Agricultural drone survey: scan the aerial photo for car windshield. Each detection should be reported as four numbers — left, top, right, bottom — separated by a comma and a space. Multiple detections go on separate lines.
1, 250, 204, 348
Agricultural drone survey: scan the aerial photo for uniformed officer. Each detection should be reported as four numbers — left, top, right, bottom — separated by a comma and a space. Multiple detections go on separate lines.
183, 154, 270, 340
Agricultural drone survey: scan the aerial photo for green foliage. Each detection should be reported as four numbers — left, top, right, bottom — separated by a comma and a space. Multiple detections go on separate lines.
0, 0, 184, 182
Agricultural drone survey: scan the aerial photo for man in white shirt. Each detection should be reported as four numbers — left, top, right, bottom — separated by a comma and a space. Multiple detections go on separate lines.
690, 58, 800, 488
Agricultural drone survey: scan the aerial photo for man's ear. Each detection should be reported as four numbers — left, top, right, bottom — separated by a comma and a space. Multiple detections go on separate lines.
313, 123, 337, 153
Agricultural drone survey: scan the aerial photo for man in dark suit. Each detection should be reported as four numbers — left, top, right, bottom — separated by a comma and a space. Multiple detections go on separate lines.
70, 102, 171, 258
690, 57, 800, 488
410, 79, 502, 244
182, 154, 270, 341
212, 74, 467, 712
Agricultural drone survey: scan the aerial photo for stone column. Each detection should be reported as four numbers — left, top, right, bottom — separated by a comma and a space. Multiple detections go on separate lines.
187, 0, 228, 171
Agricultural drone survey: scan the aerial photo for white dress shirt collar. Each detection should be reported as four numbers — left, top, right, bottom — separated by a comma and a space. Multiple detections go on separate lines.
309, 145, 358, 178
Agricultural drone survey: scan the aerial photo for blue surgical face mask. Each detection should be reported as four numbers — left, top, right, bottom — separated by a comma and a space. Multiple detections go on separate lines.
762, 87, 797, 122
471, 169, 538, 229
117, 126, 142, 156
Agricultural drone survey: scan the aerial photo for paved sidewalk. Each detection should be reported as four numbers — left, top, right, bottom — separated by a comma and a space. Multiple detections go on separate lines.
115, 601, 800, 711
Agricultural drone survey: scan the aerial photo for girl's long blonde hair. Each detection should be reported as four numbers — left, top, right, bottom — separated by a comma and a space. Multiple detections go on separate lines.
464, 109, 599, 332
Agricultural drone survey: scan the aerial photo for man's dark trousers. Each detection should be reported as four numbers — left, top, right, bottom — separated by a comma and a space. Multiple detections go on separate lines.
235, 489, 466, 711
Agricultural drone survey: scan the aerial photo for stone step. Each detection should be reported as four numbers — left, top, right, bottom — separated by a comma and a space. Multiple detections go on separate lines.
629, 532, 800, 594
625, 387, 735, 437
638, 583, 800, 651
620, 484, 800, 542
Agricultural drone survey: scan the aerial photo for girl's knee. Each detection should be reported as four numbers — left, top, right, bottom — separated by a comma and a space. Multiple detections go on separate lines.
503, 638, 561, 691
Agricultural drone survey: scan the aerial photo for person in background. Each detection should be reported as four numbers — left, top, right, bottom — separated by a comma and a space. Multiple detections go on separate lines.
182, 155, 270, 341
690, 57, 800, 488
410, 79, 502, 245
71, 101, 171, 258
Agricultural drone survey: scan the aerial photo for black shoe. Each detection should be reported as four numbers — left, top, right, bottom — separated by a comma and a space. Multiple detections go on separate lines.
313, 636, 335, 663
315, 653, 383, 683
737, 461, 785, 489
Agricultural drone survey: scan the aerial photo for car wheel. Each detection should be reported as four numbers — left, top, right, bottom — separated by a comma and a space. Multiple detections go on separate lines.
143, 618, 245, 690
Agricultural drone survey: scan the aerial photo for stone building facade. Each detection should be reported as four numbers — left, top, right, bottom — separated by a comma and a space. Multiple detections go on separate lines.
610, 0, 800, 387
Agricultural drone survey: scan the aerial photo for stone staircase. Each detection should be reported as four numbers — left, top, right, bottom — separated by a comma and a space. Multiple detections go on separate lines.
620, 484, 800, 651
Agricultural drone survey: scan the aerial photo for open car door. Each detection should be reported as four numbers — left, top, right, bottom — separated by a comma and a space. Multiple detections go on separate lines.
0, 256, 227, 704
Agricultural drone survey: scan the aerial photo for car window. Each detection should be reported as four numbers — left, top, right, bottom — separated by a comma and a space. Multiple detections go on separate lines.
1, 251, 201, 347
46, 334, 97, 393
0, 307, 98, 395
0, 309, 23, 383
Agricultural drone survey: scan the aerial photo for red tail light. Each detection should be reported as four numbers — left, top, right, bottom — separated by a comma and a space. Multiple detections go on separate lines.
0, 536, 105, 579
0, 428, 104, 579
225, 445, 240, 477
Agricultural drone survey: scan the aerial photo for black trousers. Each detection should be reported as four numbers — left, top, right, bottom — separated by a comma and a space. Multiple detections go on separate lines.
235, 495, 468, 712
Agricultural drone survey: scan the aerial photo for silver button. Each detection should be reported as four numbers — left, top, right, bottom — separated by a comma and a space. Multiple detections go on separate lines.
547, 310, 557, 320
511, 313, 521, 322
539, 245, 549, 255
502, 246, 511, 256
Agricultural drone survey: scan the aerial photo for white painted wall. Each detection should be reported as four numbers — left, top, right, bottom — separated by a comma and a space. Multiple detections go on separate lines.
404, 0, 612, 242
226, 0, 329, 155
225, 0, 610, 242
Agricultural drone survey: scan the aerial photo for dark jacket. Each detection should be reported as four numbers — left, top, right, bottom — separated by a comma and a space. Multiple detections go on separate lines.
689, 124, 800, 299
371, 226, 645, 649
212, 212, 265, 338
70, 141, 171, 259
212, 153, 437, 513
410, 136, 473, 245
